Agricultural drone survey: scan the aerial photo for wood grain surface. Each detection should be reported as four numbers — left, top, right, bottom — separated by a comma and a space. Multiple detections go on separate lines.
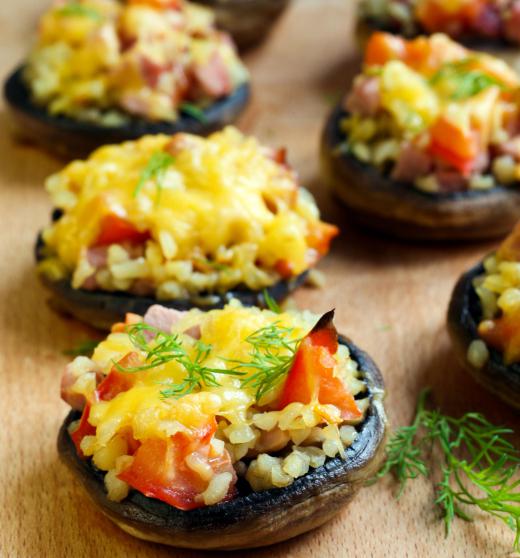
0, 1, 518, 557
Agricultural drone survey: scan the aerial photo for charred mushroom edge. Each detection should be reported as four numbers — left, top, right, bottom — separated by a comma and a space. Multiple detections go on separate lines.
448, 260, 520, 409
321, 105, 520, 240
3, 66, 250, 159
57, 335, 386, 550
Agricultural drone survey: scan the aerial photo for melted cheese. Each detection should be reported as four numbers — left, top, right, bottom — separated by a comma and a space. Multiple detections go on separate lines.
41, 128, 332, 295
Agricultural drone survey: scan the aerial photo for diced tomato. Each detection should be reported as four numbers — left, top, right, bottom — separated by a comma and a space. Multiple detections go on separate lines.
479, 309, 520, 364
274, 259, 295, 279
278, 310, 362, 421
307, 222, 339, 257
111, 313, 142, 333
364, 32, 406, 67
416, 0, 486, 34
127, 0, 182, 8
70, 404, 96, 457
428, 117, 478, 175
118, 419, 236, 510
497, 222, 520, 262
93, 214, 150, 247
96, 352, 141, 401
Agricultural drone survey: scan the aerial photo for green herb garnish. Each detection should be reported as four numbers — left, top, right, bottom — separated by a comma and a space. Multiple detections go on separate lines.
375, 389, 520, 550
134, 151, 175, 200
179, 102, 208, 123
118, 321, 301, 401
430, 59, 505, 100
226, 323, 301, 400
113, 323, 244, 398
56, 2, 102, 20
263, 289, 282, 314
63, 339, 100, 357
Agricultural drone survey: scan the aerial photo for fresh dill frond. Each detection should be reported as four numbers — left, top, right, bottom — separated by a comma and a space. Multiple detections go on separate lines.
263, 289, 282, 314
375, 388, 520, 550
228, 323, 301, 401
63, 339, 100, 357
134, 151, 175, 200
56, 2, 101, 20
430, 59, 505, 100
179, 102, 208, 123
115, 323, 244, 398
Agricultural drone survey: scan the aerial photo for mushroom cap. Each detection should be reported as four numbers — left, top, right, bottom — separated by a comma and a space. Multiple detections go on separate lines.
321, 104, 520, 240
3, 66, 250, 159
447, 260, 520, 409
192, 0, 291, 50
57, 336, 386, 550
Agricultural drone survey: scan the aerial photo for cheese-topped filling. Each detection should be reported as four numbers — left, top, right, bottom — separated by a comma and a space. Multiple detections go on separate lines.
472, 222, 520, 365
38, 127, 338, 298
342, 32, 520, 192
62, 302, 369, 508
24, 0, 248, 123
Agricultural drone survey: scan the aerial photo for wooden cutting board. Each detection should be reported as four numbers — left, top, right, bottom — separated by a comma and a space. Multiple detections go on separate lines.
0, 1, 518, 556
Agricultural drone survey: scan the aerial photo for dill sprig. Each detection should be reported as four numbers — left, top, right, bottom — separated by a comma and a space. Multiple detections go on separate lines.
376, 388, 520, 550
179, 102, 208, 123
263, 289, 282, 314
113, 323, 244, 398
56, 2, 102, 20
430, 59, 505, 100
118, 321, 301, 401
226, 323, 301, 400
63, 339, 100, 357
134, 151, 175, 200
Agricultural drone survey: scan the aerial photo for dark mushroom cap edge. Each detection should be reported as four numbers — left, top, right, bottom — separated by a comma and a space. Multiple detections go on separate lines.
35, 231, 309, 330
447, 260, 520, 409
57, 335, 386, 550
321, 105, 520, 240
3, 66, 250, 159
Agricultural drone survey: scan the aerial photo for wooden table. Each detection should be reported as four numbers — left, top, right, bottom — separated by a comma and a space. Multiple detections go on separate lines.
1, 1, 518, 556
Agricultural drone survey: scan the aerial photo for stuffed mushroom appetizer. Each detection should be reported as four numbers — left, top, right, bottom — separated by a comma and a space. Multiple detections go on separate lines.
191, 0, 291, 50
448, 222, 520, 408
58, 302, 386, 549
4, 0, 250, 158
358, 0, 520, 53
36, 127, 339, 329
321, 32, 520, 240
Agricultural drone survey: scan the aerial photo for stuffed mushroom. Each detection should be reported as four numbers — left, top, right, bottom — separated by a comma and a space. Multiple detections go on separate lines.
58, 302, 386, 549
191, 0, 291, 50
358, 0, 520, 56
4, 0, 250, 158
448, 222, 520, 408
36, 127, 339, 329
321, 32, 520, 240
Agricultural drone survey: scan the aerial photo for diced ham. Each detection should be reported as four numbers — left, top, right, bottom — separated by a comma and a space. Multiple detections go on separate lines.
61, 360, 101, 411
435, 170, 468, 192
496, 136, 520, 160
86, 246, 108, 269
81, 275, 99, 291
144, 305, 185, 333
140, 57, 167, 88
472, 3, 502, 38
192, 52, 232, 98
505, 1, 520, 44
391, 142, 432, 182
343, 76, 380, 117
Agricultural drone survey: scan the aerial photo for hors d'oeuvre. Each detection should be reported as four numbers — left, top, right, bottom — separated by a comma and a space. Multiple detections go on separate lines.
358, 0, 520, 51
191, 0, 291, 50
4, 0, 250, 158
448, 222, 520, 408
321, 32, 520, 240
36, 127, 339, 329
58, 302, 386, 549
